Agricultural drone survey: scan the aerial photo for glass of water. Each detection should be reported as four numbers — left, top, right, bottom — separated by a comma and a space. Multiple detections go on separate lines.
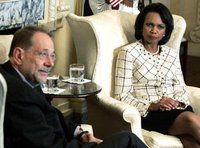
69, 63, 85, 82
46, 75, 59, 92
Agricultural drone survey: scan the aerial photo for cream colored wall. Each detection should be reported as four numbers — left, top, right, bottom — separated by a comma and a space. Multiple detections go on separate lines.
151, 0, 170, 8
51, 0, 77, 76
170, 0, 197, 39
170, 0, 200, 57
153, 0, 200, 57
51, 20, 76, 76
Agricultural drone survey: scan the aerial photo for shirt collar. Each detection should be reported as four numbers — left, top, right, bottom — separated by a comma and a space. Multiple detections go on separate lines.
12, 66, 41, 88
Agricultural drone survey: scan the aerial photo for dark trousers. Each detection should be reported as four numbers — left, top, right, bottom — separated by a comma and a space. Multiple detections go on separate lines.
94, 131, 147, 148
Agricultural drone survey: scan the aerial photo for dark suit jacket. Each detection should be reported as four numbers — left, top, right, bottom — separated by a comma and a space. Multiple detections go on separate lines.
1, 61, 93, 148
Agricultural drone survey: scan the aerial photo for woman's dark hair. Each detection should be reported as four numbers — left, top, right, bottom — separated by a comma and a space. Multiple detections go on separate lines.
135, 3, 174, 45
9, 26, 52, 57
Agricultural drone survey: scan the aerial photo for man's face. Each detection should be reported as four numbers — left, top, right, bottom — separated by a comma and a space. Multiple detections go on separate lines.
18, 32, 55, 84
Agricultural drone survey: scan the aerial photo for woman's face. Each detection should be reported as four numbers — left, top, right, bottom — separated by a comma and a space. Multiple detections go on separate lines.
142, 12, 166, 45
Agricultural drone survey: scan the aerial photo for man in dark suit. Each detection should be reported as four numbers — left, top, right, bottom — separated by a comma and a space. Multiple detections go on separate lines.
1, 26, 147, 148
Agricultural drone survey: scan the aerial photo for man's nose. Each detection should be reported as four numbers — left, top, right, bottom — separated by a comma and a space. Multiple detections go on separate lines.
45, 57, 54, 67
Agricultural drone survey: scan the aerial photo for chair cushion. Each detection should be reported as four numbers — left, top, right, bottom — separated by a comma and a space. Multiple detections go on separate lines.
0, 35, 13, 64
142, 129, 183, 148
0, 43, 7, 64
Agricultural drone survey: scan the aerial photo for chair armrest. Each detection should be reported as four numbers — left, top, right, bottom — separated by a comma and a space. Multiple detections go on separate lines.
88, 94, 144, 142
187, 85, 200, 115
142, 129, 183, 148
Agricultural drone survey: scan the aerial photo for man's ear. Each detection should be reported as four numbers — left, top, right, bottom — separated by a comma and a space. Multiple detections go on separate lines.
12, 47, 24, 65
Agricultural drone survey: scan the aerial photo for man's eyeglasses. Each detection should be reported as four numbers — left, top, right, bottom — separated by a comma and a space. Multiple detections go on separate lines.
37, 50, 56, 61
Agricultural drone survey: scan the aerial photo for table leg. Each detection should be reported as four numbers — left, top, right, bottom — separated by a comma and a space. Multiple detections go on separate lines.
70, 98, 88, 124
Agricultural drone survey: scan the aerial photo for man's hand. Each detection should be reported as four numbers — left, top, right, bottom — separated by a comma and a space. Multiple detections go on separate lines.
81, 132, 103, 144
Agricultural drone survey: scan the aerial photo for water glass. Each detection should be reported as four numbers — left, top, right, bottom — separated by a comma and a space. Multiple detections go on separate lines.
69, 63, 85, 82
46, 75, 59, 92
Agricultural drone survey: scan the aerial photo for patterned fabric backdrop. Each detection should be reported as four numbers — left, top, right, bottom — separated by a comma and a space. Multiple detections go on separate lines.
0, 0, 44, 30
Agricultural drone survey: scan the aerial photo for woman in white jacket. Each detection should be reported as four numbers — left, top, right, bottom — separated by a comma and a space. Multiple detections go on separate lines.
115, 3, 200, 148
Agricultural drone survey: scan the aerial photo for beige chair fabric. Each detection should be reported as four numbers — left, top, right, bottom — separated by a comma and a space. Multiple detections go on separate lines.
0, 35, 13, 64
66, 10, 200, 147
0, 73, 7, 148
0, 35, 12, 148
0, 35, 13, 148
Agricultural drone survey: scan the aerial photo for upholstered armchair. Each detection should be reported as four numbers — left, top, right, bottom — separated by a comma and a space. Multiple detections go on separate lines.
0, 73, 7, 148
0, 35, 12, 148
66, 10, 200, 147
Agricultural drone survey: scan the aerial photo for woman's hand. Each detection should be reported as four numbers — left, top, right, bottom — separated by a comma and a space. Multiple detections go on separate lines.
159, 97, 180, 111
148, 97, 180, 111
80, 132, 103, 144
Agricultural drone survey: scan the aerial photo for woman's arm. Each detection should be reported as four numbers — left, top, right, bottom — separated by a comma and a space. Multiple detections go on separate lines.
114, 48, 150, 117
172, 52, 190, 107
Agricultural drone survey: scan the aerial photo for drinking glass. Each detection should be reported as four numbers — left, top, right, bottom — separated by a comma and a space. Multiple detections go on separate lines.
69, 63, 85, 82
46, 75, 59, 92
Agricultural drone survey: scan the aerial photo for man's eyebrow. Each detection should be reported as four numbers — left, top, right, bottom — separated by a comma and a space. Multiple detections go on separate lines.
40, 48, 55, 53
41, 49, 48, 51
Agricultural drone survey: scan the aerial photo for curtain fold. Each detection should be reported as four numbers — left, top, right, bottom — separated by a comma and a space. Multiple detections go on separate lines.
75, 0, 84, 16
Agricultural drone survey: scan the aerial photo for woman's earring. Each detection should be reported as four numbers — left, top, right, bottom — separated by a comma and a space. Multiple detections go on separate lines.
163, 34, 165, 37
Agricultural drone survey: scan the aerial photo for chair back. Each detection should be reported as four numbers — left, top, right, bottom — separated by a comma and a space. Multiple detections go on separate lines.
0, 73, 7, 148
66, 10, 186, 98
0, 35, 13, 64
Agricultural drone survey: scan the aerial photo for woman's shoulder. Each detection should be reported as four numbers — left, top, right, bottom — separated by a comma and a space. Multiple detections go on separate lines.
160, 45, 177, 55
121, 40, 143, 52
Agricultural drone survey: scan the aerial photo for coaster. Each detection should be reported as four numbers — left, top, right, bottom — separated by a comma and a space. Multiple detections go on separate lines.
42, 87, 65, 94
62, 78, 91, 84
